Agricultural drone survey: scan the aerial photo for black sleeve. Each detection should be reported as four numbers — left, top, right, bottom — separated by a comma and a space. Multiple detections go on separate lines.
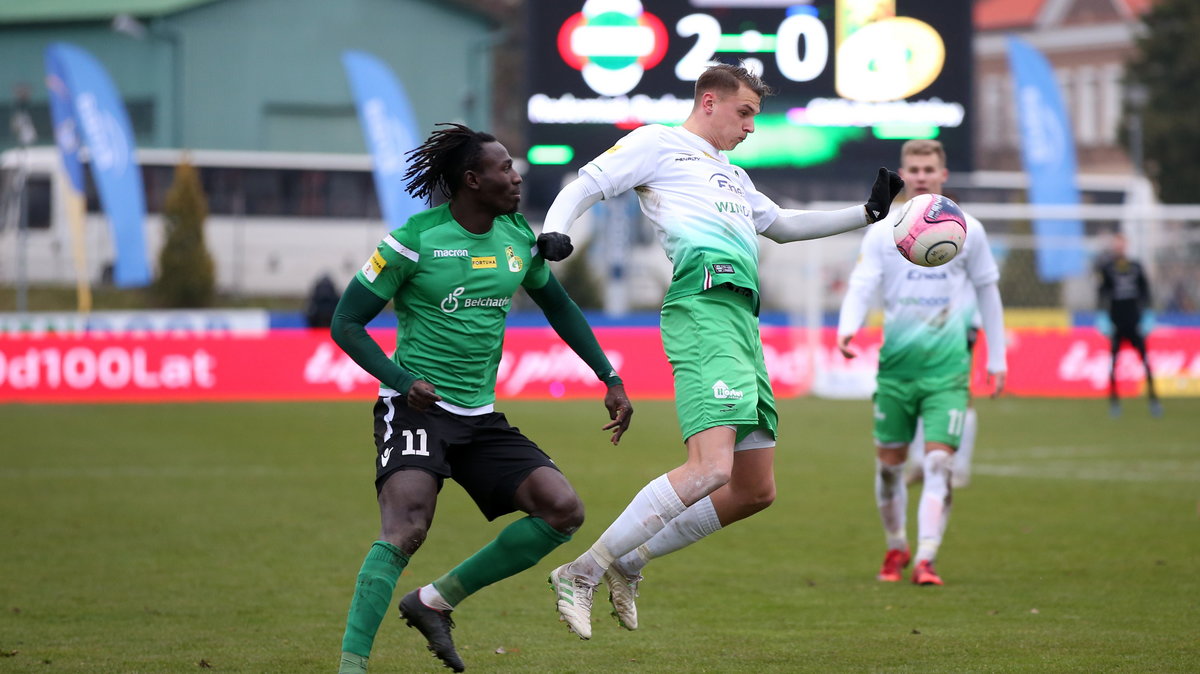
1137, 263, 1152, 307
329, 278, 418, 394
525, 272, 622, 386
1097, 263, 1112, 309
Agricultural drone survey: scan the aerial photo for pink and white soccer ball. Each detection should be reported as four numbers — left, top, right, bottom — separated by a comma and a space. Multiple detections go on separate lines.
892, 193, 967, 267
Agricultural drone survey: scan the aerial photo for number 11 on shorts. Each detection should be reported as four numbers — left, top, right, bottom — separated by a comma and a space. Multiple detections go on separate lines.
946, 409, 965, 436
401, 429, 429, 456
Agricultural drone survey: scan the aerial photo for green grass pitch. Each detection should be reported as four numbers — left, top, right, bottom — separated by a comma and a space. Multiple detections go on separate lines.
1, 396, 1197, 672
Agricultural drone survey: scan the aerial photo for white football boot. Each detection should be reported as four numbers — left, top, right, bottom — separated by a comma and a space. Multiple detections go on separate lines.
549, 564, 596, 640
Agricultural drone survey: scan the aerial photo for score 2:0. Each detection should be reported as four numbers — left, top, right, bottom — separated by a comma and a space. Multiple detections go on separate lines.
674, 12, 829, 83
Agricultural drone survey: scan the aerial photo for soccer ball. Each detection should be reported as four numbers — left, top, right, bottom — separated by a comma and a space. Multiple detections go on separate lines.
892, 193, 967, 267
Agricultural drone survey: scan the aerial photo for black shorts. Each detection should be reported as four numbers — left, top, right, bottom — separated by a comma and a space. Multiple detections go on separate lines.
371, 396, 559, 520
1111, 322, 1146, 353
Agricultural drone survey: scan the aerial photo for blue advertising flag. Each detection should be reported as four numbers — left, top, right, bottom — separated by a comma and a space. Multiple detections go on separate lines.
44, 54, 86, 194
44, 42, 150, 287
341, 50, 425, 231
1005, 35, 1087, 281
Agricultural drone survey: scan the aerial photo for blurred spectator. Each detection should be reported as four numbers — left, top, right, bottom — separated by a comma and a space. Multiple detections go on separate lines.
304, 274, 340, 328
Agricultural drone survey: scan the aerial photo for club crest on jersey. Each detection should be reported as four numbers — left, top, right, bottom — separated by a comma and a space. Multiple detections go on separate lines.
472, 256, 497, 270
505, 245, 523, 272
361, 250, 386, 282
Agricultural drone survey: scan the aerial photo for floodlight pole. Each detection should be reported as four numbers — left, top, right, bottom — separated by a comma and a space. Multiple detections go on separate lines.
113, 13, 183, 148
9, 85, 36, 313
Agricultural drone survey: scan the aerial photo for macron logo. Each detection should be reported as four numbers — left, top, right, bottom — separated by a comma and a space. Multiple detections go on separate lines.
434, 249, 469, 258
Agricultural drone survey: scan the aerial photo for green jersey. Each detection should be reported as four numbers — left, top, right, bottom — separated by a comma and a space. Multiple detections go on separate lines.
354, 203, 548, 410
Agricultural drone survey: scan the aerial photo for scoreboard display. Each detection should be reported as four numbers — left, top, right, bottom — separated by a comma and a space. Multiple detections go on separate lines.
523, 0, 973, 210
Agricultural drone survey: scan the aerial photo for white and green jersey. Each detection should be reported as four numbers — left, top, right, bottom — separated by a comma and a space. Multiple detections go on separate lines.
354, 203, 548, 411
580, 124, 780, 308
838, 210, 999, 378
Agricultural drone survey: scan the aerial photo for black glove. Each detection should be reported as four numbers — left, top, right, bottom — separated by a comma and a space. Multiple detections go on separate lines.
864, 167, 905, 223
537, 232, 574, 261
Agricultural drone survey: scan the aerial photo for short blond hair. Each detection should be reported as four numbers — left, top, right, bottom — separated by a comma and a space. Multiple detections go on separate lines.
900, 139, 946, 167
694, 62, 773, 102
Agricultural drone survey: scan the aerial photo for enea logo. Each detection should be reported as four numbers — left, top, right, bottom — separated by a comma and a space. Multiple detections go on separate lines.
558, 0, 668, 97
708, 173, 745, 197
834, 0, 946, 102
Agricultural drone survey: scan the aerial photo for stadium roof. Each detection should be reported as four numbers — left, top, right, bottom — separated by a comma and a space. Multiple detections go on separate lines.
975, 0, 1154, 31
0, 0, 223, 24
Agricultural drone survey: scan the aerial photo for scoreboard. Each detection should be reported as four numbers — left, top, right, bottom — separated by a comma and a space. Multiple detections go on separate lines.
523, 0, 973, 209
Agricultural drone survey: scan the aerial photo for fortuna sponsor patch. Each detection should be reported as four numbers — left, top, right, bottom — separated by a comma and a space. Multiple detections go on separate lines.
472, 256, 497, 269
362, 250, 386, 282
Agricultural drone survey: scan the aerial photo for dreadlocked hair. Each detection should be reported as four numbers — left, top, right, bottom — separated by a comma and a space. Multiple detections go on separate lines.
403, 122, 497, 204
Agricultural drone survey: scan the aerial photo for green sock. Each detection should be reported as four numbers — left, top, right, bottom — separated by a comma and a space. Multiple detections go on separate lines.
341, 541, 409, 658
433, 516, 570, 606
337, 652, 369, 674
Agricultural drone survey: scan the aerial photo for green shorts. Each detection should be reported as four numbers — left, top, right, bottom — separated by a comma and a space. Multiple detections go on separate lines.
873, 371, 969, 448
660, 285, 777, 444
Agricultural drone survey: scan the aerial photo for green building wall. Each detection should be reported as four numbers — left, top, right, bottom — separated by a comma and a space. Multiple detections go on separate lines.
0, 0, 496, 153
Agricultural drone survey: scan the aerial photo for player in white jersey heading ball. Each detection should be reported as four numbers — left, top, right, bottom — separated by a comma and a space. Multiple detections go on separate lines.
538, 62, 904, 638
837, 139, 1007, 586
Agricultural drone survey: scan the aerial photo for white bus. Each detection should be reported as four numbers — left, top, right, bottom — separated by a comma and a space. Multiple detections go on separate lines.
0, 146, 393, 296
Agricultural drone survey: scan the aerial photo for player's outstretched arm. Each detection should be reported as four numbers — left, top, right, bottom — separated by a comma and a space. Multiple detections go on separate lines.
538, 175, 605, 261
761, 168, 904, 243
330, 279, 420, 395
761, 205, 869, 243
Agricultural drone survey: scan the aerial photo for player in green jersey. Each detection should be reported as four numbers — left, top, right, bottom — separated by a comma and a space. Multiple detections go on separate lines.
332, 123, 632, 673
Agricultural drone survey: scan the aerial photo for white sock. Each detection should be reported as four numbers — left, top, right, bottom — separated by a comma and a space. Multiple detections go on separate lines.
875, 459, 908, 550
908, 419, 926, 468
569, 474, 686, 584
615, 496, 722, 575
916, 451, 953, 563
953, 407, 978, 483
419, 584, 453, 612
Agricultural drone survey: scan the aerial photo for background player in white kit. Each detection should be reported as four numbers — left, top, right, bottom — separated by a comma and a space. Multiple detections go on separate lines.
537, 63, 904, 637
837, 139, 1006, 586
